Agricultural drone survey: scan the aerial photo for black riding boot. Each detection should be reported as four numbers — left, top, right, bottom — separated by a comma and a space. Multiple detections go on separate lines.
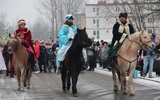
28, 52, 35, 71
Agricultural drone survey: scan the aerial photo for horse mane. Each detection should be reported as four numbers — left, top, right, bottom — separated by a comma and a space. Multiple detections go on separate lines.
120, 32, 140, 53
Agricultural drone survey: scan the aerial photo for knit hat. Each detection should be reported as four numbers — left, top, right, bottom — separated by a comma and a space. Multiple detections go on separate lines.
17, 19, 26, 27
65, 14, 74, 21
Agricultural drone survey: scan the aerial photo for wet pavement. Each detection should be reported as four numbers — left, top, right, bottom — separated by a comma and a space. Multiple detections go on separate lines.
0, 71, 160, 100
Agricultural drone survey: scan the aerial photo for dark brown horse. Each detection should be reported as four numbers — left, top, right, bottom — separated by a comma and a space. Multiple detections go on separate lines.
8, 35, 32, 92
61, 28, 92, 97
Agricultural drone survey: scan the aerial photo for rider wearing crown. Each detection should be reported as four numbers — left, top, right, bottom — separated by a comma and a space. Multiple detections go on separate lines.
9, 19, 35, 77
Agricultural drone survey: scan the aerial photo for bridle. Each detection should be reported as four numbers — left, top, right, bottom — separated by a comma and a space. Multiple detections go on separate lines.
116, 33, 154, 72
74, 33, 91, 46
127, 34, 154, 50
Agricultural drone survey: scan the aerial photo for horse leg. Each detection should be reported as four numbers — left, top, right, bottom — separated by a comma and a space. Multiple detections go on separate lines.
16, 71, 21, 91
71, 72, 78, 97
20, 68, 26, 92
24, 69, 27, 88
61, 68, 67, 93
128, 67, 135, 96
112, 69, 118, 92
67, 72, 71, 91
27, 69, 32, 89
121, 72, 127, 95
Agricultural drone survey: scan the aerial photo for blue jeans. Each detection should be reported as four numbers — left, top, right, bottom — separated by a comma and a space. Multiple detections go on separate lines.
143, 56, 154, 76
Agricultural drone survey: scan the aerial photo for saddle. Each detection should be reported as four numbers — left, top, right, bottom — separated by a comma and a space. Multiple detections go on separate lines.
108, 42, 122, 60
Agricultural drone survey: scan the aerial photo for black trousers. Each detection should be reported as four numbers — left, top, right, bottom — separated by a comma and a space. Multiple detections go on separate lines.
102, 59, 107, 68
4, 59, 9, 75
88, 56, 94, 70
38, 57, 46, 72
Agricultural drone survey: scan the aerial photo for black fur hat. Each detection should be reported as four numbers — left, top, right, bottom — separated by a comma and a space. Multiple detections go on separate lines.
119, 12, 128, 19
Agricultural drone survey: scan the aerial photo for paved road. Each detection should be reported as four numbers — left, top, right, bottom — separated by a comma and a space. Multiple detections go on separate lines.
0, 70, 160, 100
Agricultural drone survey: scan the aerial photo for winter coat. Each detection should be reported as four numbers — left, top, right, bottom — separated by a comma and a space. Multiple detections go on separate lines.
99, 46, 109, 61
34, 43, 40, 59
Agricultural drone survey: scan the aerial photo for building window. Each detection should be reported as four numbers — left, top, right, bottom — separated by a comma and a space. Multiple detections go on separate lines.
93, 7, 95, 12
107, 30, 108, 33
97, 19, 99, 27
93, 19, 95, 24
97, 31, 99, 35
97, 19, 99, 23
106, 19, 108, 21
93, 31, 96, 35
96, 7, 99, 16
116, 6, 120, 12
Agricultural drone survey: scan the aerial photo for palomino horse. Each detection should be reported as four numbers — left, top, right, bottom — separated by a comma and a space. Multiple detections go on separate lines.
8, 35, 32, 91
111, 30, 155, 96
61, 28, 92, 97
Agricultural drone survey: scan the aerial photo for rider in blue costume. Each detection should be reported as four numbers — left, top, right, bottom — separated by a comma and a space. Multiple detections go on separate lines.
58, 14, 77, 49
57, 14, 77, 73
57, 14, 87, 74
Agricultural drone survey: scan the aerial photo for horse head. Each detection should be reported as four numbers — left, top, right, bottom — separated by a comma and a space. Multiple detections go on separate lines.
139, 29, 155, 50
73, 28, 92, 47
8, 34, 21, 53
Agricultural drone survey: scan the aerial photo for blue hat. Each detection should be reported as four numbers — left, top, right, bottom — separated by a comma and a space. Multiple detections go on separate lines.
65, 14, 74, 21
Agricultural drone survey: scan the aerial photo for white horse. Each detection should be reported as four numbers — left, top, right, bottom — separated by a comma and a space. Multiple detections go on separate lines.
111, 30, 155, 96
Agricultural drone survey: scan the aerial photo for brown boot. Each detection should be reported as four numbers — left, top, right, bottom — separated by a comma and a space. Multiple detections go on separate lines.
142, 73, 146, 77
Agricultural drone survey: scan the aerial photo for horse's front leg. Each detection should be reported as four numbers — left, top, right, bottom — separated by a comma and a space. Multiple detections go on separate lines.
128, 66, 136, 96
112, 69, 118, 92
71, 72, 78, 97
27, 69, 32, 89
16, 71, 21, 91
61, 68, 67, 93
67, 72, 71, 91
20, 67, 26, 92
121, 72, 127, 95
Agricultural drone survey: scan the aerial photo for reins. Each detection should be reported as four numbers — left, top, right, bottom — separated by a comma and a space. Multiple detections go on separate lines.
74, 34, 90, 46
116, 33, 153, 72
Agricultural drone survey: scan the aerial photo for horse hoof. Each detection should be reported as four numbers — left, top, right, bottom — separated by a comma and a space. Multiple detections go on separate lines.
73, 94, 78, 97
123, 92, 128, 95
63, 90, 67, 93
114, 89, 118, 93
130, 93, 135, 96
27, 87, 30, 89
17, 88, 20, 91
24, 83, 27, 87
67, 87, 70, 91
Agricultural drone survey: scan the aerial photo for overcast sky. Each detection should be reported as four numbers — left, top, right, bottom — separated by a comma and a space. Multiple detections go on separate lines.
0, 0, 98, 25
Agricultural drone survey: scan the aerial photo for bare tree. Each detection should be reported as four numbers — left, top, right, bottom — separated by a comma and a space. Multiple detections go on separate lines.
104, 0, 160, 31
34, 0, 85, 41
0, 13, 7, 35
30, 17, 51, 41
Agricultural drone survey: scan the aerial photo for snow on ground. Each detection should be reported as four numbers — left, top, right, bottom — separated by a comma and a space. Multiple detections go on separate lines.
95, 67, 160, 90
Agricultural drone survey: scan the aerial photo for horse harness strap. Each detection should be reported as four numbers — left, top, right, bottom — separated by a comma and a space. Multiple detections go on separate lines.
127, 34, 153, 50
117, 54, 137, 72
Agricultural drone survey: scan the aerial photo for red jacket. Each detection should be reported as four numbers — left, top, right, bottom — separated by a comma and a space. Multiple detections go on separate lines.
14, 28, 34, 53
14, 28, 32, 46
34, 43, 40, 58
